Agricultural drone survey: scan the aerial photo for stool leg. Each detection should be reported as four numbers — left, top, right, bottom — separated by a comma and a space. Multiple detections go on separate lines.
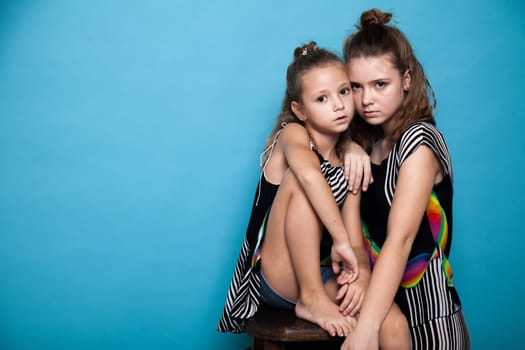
263, 339, 285, 350
251, 337, 285, 350
252, 337, 264, 350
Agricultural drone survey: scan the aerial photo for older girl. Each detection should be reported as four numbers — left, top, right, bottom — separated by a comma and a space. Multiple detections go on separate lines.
341, 8, 470, 349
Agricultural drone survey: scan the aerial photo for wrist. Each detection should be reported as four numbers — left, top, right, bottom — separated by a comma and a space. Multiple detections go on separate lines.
358, 315, 381, 332
332, 238, 351, 247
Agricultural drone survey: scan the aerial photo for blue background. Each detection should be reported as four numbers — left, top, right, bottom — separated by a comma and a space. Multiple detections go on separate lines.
1, 1, 524, 349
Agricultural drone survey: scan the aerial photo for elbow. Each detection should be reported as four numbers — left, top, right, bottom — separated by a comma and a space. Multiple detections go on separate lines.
293, 167, 321, 189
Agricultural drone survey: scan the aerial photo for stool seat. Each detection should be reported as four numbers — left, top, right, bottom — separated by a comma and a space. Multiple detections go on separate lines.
246, 304, 342, 350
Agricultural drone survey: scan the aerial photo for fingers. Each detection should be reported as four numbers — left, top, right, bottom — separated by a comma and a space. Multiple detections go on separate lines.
345, 158, 362, 195
336, 283, 348, 301
361, 157, 373, 192
332, 260, 341, 274
344, 156, 351, 184
336, 267, 359, 285
351, 158, 364, 195
344, 151, 373, 193
339, 287, 356, 315
350, 292, 364, 317
348, 268, 359, 283
340, 289, 364, 317
345, 158, 356, 193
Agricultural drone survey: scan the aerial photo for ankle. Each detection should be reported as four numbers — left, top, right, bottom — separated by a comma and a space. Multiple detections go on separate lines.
298, 289, 328, 306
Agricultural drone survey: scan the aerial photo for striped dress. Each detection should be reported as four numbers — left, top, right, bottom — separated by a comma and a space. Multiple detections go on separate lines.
360, 122, 470, 349
217, 136, 348, 333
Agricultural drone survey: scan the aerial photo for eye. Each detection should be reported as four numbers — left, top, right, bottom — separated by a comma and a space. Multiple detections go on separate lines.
317, 96, 327, 102
376, 81, 386, 88
340, 87, 350, 95
350, 83, 361, 91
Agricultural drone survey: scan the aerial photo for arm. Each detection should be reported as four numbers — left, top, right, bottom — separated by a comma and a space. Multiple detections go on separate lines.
279, 124, 358, 280
342, 145, 442, 349
341, 138, 373, 194
337, 191, 371, 316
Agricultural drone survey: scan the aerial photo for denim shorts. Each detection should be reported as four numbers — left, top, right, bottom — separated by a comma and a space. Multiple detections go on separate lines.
256, 267, 335, 310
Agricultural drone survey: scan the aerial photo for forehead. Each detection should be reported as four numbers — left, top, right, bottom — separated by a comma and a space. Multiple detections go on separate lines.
346, 54, 398, 80
300, 63, 348, 90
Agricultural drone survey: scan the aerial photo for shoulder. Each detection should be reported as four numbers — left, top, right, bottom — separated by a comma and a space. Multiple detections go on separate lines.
398, 122, 447, 155
397, 122, 452, 175
399, 122, 444, 148
281, 122, 307, 135
279, 122, 310, 144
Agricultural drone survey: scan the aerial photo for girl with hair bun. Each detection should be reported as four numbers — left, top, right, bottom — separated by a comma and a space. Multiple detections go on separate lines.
341, 8, 470, 349
218, 40, 409, 348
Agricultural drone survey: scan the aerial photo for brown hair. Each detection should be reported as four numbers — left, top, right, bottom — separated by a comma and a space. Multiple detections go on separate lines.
262, 41, 345, 165
342, 8, 436, 149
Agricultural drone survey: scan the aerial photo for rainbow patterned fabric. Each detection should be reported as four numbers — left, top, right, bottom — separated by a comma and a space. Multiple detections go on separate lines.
362, 191, 454, 288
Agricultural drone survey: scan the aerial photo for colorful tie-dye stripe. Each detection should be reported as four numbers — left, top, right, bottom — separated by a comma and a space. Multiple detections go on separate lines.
361, 191, 454, 288
251, 211, 269, 268
427, 192, 448, 252
426, 192, 454, 286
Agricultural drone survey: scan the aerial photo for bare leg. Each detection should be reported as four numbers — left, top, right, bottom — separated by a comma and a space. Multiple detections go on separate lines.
379, 303, 411, 349
260, 170, 354, 337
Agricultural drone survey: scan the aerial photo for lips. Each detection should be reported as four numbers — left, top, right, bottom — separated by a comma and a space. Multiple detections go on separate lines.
363, 110, 378, 117
335, 115, 349, 123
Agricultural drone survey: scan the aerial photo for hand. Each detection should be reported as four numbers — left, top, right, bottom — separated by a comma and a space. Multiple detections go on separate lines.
343, 141, 373, 194
336, 278, 366, 317
340, 323, 379, 350
331, 243, 359, 285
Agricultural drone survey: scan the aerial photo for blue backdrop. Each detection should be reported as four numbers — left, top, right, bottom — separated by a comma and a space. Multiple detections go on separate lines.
1, 1, 524, 349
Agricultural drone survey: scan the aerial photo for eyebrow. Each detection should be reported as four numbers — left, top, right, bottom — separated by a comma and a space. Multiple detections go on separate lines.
350, 77, 390, 84
314, 81, 350, 92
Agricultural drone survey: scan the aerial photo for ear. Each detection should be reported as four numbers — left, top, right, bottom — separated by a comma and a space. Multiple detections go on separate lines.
291, 101, 307, 121
402, 69, 411, 91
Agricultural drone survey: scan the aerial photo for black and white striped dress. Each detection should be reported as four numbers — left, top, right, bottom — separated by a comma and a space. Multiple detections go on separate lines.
360, 122, 470, 349
217, 136, 348, 333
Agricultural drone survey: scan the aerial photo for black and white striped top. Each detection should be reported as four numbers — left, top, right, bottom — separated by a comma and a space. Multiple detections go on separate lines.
360, 122, 470, 349
383, 121, 453, 206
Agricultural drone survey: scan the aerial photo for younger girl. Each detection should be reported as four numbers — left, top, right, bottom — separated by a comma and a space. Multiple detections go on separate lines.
341, 8, 470, 349
218, 41, 360, 338
218, 42, 410, 348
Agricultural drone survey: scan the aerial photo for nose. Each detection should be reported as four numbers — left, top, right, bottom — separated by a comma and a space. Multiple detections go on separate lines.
333, 95, 344, 112
362, 87, 374, 106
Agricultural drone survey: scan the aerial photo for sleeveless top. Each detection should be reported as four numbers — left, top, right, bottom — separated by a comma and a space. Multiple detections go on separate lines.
217, 128, 348, 333
360, 122, 469, 348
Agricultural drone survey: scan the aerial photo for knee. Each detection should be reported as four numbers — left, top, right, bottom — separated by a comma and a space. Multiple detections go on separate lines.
379, 309, 410, 349
281, 169, 301, 191
281, 170, 309, 203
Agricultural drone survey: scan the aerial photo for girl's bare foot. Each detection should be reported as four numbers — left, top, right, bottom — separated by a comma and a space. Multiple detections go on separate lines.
295, 294, 356, 337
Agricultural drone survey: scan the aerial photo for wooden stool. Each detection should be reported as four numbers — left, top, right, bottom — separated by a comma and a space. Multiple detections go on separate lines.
246, 304, 342, 350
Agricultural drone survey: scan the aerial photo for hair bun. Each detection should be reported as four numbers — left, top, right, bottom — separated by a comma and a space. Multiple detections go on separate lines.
293, 41, 318, 59
360, 8, 392, 28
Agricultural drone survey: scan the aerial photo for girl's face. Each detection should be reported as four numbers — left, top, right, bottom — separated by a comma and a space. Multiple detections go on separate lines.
292, 63, 354, 137
346, 54, 410, 132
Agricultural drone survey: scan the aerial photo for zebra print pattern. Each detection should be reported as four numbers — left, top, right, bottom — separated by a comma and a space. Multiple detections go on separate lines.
319, 157, 348, 206
384, 122, 452, 206
217, 237, 261, 333
405, 257, 471, 349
